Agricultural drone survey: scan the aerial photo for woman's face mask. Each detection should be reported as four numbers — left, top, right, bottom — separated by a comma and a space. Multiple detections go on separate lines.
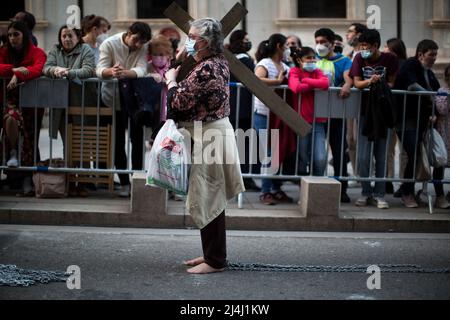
152, 55, 169, 68
185, 37, 197, 56
96, 33, 108, 45
283, 47, 291, 61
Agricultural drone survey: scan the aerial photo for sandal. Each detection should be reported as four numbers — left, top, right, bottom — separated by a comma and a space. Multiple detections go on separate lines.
272, 190, 293, 203
259, 193, 276, 205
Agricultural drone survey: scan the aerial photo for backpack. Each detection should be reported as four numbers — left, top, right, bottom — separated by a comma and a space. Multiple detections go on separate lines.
316, 56, 346, 86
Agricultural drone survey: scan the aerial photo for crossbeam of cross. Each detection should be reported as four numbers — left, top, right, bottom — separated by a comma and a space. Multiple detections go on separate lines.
164, 2, 311, 137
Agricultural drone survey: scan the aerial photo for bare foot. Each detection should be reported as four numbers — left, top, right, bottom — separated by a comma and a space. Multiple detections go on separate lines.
183, 256, 204, 266
187, 263, 225, 274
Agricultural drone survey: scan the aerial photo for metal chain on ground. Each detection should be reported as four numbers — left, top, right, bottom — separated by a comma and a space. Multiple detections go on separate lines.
227, 263, 450, 274
0, 264, 69, 287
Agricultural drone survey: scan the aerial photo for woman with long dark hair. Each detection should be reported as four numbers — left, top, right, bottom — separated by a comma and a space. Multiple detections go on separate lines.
253, 33, 293, 205
0, 21, 47, 195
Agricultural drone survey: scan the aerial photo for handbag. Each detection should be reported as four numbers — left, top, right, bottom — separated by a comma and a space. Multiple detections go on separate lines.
33, 159, 68, 198
423, 127, 448, 168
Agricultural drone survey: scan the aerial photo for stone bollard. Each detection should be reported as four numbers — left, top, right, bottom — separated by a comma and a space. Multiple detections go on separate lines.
299, 177, 341, 217
131, 172, 167, 215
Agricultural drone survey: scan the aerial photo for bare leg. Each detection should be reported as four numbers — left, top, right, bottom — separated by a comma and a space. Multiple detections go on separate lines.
187, 263, 225, 274
183, 256, 205, 266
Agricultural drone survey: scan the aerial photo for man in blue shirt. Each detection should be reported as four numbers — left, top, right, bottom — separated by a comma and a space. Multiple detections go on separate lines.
314, 28, 353, 203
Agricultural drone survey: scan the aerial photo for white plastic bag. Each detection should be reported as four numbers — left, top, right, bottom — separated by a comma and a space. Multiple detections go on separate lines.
423, 128, 448, 168
146, 120, 190, 195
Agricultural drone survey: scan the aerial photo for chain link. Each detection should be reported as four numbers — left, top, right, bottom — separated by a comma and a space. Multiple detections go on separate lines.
227, 263, 450, 274
0, 264, 69, 287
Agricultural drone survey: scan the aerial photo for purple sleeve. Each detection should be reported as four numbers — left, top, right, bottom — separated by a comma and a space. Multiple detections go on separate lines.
386, 54, 399, 78
349, 54, 362, 79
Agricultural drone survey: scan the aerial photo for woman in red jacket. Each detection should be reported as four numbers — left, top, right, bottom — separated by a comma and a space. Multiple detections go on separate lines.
0, 21, 47, 196
288, 47, 329, 176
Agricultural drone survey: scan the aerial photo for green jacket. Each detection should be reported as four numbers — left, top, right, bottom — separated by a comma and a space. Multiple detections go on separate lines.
43, 43, 98, 139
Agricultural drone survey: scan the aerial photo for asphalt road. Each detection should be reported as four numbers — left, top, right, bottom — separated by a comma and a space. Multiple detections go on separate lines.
0, 225, 449, 300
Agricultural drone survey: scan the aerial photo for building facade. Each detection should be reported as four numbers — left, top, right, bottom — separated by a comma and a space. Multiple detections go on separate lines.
1, 0, 449, 75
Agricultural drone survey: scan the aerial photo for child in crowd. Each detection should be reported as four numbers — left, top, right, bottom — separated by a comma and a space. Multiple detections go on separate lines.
288, 47, 330, 177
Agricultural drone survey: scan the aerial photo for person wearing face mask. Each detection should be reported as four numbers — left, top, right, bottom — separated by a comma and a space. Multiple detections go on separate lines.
334, 34, 344, 54
314, 28, 353, 203
164, 18, 245, 274
227, 30, 259, 191
346, 23, 367, 60
394, 40, 441, 209
288, 47, 329, 178
349, 29, 399, 210
147, 34, 173, 122
43, 25, 96, 197
81, 15, 111, 64
253, 33, 293, 205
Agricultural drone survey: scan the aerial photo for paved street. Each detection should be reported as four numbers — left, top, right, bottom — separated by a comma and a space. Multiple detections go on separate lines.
0, 225, 449, 300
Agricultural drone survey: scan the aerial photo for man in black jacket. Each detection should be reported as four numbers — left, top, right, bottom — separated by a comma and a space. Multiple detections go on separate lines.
394, 39, 441, 208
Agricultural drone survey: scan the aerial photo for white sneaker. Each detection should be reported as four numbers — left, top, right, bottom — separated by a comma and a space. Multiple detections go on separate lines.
355, 196, 369, 207
118, 185, 130, 198
372, 197, 389, 209
7, 149, 18, 167
435, 195, 450, 209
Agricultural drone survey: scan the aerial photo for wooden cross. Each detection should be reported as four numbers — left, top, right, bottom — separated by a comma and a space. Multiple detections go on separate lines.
164, 2, 311, 137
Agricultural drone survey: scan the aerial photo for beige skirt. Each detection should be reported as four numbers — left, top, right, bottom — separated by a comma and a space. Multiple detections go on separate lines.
180, 117, 245, 229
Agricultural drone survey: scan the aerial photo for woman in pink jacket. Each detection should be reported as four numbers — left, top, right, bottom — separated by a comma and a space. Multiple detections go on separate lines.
288, 47, 329, 176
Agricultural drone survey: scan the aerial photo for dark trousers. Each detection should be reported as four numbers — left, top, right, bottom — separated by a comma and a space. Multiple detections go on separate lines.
109, 109, 143, 186
328, 119, 348, 193
200, 211, 227, 269
397, 129, 418, 196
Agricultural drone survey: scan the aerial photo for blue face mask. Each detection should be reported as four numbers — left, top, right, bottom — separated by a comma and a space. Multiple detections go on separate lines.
185, 37, 197, 56
303, 62, 317, 73
361, 49, 373, 60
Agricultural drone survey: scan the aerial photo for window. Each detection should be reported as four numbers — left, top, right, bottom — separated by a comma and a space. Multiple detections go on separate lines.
298, 0, 346, 18
137, 0, 188, 19
0, 1, 25, 21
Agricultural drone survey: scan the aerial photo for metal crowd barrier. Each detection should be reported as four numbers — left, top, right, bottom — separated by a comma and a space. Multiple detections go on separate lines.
0, 77, 147, 177
0, 77, 448, 214
231, 83, 448, 213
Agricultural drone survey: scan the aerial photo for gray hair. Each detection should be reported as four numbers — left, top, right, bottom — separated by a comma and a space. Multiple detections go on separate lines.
190, 18, 224, 55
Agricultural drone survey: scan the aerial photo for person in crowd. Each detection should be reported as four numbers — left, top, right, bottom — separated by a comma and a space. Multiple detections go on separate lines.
346, 22, 367, 60
345, 23, 367, 183
0, 21, 47, 196
314, 28, 353, 203
349, 29, 399, 209
286, 35, 302, 67
147, 34, 173, 122
96, 22, 152, 198
288, 47, 329, 177
159, 27, 181, 60
81, 15, 111, 64
253, 33, 293, 205
334, 34, 344, 54
227, 29, 259, 191
43, 25, 96, 197
383, 38, 408, 195
164, 18, 244, 274
434, 64, 450, 209
394, 40, 441, 208
11, 11, 38, 47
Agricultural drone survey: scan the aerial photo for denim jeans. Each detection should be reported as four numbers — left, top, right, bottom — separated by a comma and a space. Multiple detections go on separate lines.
298, 122, 327, 176
357, 116, 391, 198
253, 112, 281, 194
